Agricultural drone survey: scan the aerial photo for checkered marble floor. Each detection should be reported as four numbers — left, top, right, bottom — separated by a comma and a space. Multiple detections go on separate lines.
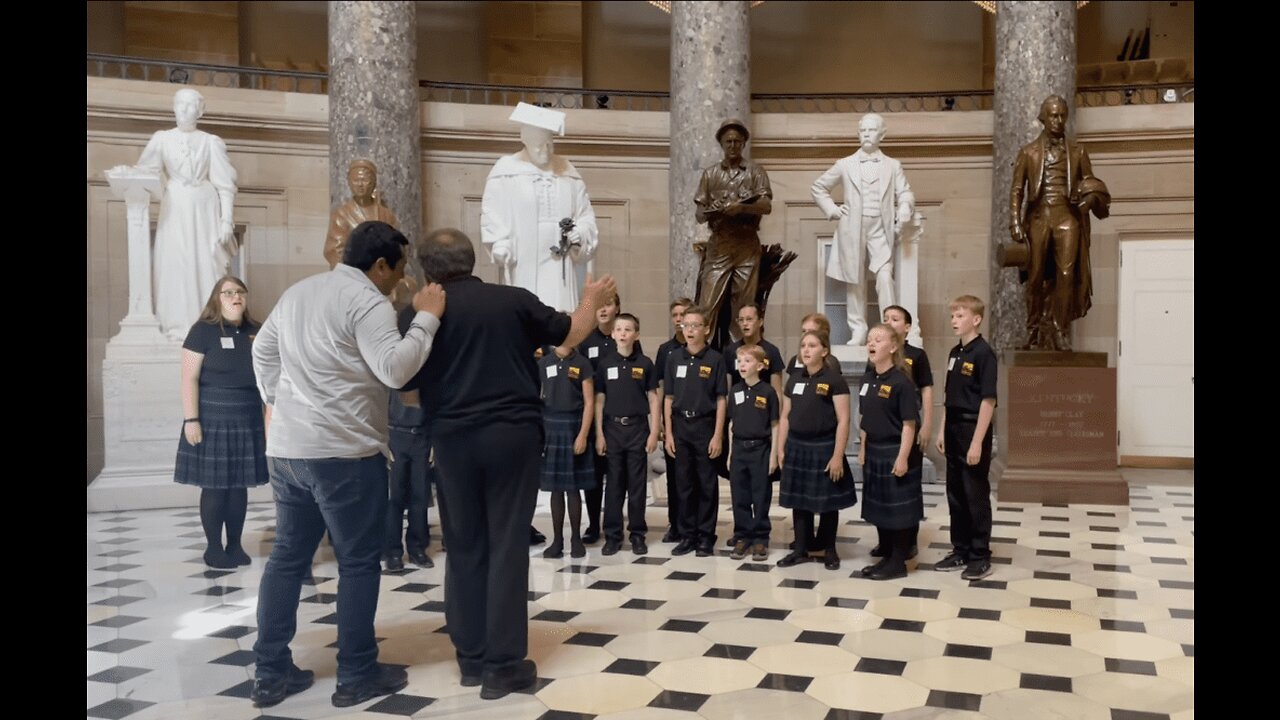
88, 473, 1193, 720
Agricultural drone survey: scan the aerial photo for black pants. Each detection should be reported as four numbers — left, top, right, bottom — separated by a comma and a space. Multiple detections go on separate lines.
432, 422, 542, 675
603, 421, 649, 543
674, 414, 718, 545
793, 509, 838, 552
386, 429, 432, 557
944, 418, 994, 561
663, 449, 680, 532
729, 439, 772, 543
584, 426, 606, 531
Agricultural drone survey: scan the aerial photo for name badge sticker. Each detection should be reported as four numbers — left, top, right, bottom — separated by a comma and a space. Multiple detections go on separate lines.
221, 337, 235, 349
859, 383, 869, 396
792, 383, 806, 395
734, 390, 745, 405
589, 346, 599, 358
948, 357, 957, 371
676, 365, 688, 378
546, 365, 558, 378
607, 367, 620, 380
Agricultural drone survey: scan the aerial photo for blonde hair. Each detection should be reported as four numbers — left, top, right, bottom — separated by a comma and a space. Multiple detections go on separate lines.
800, 312, 831, 336
736, 344, 767, 364
949, 294, 986, 319
867, 323, 907, 375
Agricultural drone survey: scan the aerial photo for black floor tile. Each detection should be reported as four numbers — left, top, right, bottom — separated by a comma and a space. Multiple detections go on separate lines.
1033, 570, 1071, 581
86, 698, 155, 719
620, 598, 666, 610
589, 580, 630, 591
648, 690, 710, 712
207, 624, 255, 639
1025, 631, 1072, 646
705, 643, 755, 660
209, 649, 257, 666
603, 658, 659, 675
1169, 608, 1193, 620
797, 630, 844, 645
90, 615, 146, 629
533, 610, 580, 623
854, 657, 906, 675
757, 672, 813, 691
666, 571, 704, 581
1100, 619, 1146, 633
943, 643, 993, 660
1030, 598, 1072, 610
564, 631, 617, 646
1111, 711, 1171, 720
365, 693, 435, 716
1097, 588, 1138, 600
89, 638, 150, 654
87, 666, 151, 684
826, 597, 868, 609
659, 619, 707, 633
703, 587, 746, 599
1020, 673, 1073, 692
926, 689, 983, 711
412, 600, 447, 613
1105, 658, 1158, 675
391, 583, 437, 593
900, 587, 940, 599
779, 578, 818, 589
746, 607, 791, 621
957, 607, 1001, 621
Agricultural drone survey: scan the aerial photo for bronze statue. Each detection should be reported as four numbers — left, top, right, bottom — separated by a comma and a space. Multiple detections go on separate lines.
1006, 95, 1111, 350
325, 159, 400, 269
693, 119, 793, 350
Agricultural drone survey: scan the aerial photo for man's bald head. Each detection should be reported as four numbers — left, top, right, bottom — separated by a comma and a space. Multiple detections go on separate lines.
418, 228, 477, 282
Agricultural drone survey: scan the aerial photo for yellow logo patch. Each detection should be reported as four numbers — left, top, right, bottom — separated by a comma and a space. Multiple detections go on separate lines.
763, 358, 771, 369
568, 366, 580, 379
754, 395, 768, 409
878, 384, 892, 399
816, 383, 830, 396
904, 357, 913, 366
631, 367, 645, 380
699, 365, 712, 379
961, 361, 975, 376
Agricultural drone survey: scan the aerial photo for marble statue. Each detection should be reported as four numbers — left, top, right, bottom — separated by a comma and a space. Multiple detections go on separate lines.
324, 159, 400, 270
811, 113, 920, 346
136, 88, 239, 340
480, 102, 599, 312
1008, 95, 1111, 351
693, 118, 775, 350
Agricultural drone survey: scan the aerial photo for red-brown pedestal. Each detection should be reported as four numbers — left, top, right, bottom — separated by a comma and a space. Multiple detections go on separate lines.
998, 351, 1128, 505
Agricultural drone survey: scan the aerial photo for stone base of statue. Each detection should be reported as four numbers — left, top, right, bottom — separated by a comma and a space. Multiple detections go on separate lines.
996, 351, 1127, 505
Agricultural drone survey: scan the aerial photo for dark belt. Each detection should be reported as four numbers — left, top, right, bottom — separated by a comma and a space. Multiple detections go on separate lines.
733, 437, 769, 449
677, 409, 713, 419
609, 415, 646, 426
949, 411, 981, 422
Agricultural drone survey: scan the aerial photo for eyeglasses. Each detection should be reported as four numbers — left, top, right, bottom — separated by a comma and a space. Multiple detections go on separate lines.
220, 290, 248, 298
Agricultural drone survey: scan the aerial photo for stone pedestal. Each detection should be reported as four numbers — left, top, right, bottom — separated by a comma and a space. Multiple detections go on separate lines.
997, 350, 1127, 504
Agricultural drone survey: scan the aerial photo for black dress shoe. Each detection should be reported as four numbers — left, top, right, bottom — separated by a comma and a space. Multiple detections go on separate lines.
602, 540, 621, 556
460, 673, 481, 687
408, 550, 434, 568
226, 545, 252, 566
661, 527, 680, 543
726, 536, 741, 548
332, 663, 408, 707
570, 538, 587, 558
251, 665, 314, 708
479, 659, 538, 700
542, 540, 564, 559
671, 539, 697, 556
582, 527, 601, 544
868, 563, 908, 581
204, 548, 237, 570
383, 555, 404, 572
869, 544, 886, 558
631, 537, 648, 555
695, 542, 714, 557
823, 549, 841, 571
776, 551, 811, 568
860, 558, 888, 577
530, 527, 547, 545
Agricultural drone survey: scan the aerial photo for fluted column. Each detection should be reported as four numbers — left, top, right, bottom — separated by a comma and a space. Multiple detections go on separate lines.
668, 0, 752, 300
989, 0, 1076, 351
328, 1, 422, 257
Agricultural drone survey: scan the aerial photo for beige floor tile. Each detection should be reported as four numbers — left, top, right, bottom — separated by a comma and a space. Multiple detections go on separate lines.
699, 687, 830, 720
902, 656, 1021, 694
1155, 655, 1193, 689
652, 595, 749, 620
882, 708, 994, 720
864, 596, 961, 623
999, 606, 1100, 634
537, 672, 662, 715
698, 616, 802, 647
537, 587, 631, 613
935, 586, 1032, 612
598, 707, 709, 720
604, 629, 712, 662
981, 688, 1111, 720
786, 605, 882, 634
648, 656, 766, 694
1006, 578, 1097, 601
922, 618, 1025, 646
806, 671, 930, 713
840, 628, 946, 662
536, 643, 618, 678
989, 642, 1107, 677
1073, 629, 1185, 662
590, 563, 674, 584
736, 586, 828, 611
1072, 596, 1176, 624
1073, 672, 1195, 714
817, 576, 907, 601
618, 578, 710, 601
747, 641, 860, 676
567, 607, 669, 635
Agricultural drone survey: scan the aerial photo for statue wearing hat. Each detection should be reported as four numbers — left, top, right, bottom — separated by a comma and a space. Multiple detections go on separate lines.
693, 118, 778, 349
811, 113, 921, 346
480, 102, 599, 311
325, 159, 400, 269
1002, 94, 1111, 350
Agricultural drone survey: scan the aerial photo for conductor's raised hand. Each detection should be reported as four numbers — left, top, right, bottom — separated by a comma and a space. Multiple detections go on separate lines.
583, 273, 617, 309
413, 282, 447, 318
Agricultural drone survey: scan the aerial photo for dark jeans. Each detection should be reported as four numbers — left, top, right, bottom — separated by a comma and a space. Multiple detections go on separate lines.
386, 428, 432, 557
674, 414, 718, 545
603, 420, 649, 543
729, 438, 772, 543
254, 454, 387, 685
432, 422, 542, 676
944, 418, 994, 561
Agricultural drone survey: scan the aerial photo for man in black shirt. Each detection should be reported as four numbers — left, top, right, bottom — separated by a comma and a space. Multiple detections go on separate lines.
402, 229, 615, 699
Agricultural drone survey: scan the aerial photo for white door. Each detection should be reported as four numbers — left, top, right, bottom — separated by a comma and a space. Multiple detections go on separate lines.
1117, 239, 1194, 460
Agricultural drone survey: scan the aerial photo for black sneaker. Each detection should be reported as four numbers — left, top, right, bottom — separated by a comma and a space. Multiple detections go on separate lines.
961, 558, 993, 581
479, 659, 538, 700
602, 540, 622, 556
251, 665, 314, 708
542, 540, 564, 559
729, 540, 748, 560
661, 527, 680, 543
631, 537, 649, 555
331, 663, 408, 707
383, 555, 405, 572
671, 539, 697, 556
408, 550, 434, 569
934, 551, 967, 572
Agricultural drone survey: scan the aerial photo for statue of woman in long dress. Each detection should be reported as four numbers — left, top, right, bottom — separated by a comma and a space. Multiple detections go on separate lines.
136, 88, 239, 340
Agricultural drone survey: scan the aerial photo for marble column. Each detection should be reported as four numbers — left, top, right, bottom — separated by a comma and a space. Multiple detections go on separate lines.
328, 1, 422, 265
668, 0, 752, 301
989, 0, 1076, 351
